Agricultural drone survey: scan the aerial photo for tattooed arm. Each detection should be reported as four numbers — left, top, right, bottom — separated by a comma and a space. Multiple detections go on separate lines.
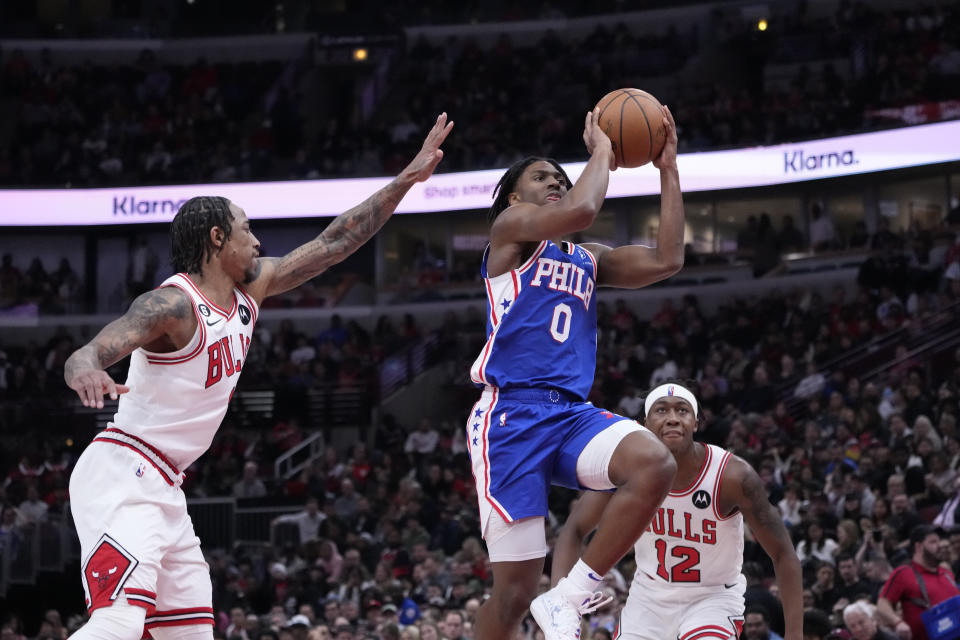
723, 457, 803, 640
64, 287, 193, 408
246, 113, 454, 302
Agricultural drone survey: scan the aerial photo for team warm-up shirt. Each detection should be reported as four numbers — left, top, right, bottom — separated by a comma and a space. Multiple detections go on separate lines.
634, 444, 744, 588
110, 273, 258, 469
470, 240, 598, 400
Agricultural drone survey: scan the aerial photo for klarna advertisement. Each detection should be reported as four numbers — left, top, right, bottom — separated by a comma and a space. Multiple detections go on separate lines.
1, 119, 958, 226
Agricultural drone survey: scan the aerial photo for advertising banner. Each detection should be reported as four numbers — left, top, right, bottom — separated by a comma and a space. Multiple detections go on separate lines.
1, 120, 958, 226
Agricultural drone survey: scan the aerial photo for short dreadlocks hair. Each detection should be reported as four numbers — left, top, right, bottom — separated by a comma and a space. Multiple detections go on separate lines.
488, 157, 571, 224
171, 196, 233, 274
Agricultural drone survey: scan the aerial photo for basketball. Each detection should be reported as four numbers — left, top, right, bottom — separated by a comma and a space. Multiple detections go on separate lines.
594, 88, 667, 169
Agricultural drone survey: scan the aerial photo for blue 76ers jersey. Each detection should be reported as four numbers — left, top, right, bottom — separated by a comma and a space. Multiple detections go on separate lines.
470, 240, 598, 400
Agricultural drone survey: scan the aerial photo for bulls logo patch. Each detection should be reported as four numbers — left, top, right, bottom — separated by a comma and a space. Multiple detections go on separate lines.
81, 534, 138, 612
729, 616, 745, 638
692, 490, 711, 509
238, 304, 251, 325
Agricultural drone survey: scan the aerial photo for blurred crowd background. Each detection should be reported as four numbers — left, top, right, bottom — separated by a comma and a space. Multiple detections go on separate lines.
2, 1, 960, 640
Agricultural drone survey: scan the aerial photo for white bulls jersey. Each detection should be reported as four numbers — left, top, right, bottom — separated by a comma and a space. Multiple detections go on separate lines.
634, 444, 744, 588
110, 273, 258, 469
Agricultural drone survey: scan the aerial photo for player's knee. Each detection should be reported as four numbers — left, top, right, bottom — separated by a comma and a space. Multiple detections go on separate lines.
616, 436, 676, 489
78, 603, 146, 640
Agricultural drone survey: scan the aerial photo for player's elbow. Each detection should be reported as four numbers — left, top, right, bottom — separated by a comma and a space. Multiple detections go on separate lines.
661, 256, 684, 276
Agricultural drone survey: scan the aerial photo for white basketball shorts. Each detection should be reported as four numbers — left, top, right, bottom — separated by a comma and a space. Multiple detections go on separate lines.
614, 572, 746, 640
69, 428, 214, 631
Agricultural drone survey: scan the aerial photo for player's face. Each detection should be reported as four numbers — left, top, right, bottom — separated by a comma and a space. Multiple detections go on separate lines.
224, 202, 261, 283
511, 161, 569, 206
645, 397, 696, 451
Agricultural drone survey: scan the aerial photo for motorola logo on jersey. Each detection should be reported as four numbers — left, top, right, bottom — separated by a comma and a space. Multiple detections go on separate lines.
198, 303, 211, 317
238, 305, 251, 325
692, 490, 711, 509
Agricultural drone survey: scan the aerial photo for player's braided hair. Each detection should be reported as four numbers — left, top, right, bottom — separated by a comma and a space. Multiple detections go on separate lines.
171, 196, 233, 274
488, 156, 572, 224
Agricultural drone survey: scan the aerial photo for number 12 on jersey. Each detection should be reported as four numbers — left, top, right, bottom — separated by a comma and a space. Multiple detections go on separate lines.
654, 539, 701, 583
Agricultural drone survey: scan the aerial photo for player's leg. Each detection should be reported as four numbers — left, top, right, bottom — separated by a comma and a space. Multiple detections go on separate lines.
468, 388, 557, 640
473, 514, 547, 640
146, 498, 215, 637
578, 421, 675, 575
613, 582, 678, 640
69, 446, 166, 640
533, 414, 674, 640
70, 599, 147, 640
675, 581, 745, 640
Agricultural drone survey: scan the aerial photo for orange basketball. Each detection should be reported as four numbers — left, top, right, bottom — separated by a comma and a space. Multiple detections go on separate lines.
594, 88, 667, 169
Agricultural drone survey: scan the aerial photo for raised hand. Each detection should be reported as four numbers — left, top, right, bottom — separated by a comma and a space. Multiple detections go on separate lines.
652, 105, 678, 171
405, 113, 455, 183
582, 107, 615, 170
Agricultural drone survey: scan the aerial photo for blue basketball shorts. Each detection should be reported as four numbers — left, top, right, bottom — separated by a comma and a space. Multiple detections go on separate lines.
465, 385, 629, 533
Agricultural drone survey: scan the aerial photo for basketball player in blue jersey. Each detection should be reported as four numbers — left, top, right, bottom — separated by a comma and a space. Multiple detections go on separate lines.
468, 106, 685, 640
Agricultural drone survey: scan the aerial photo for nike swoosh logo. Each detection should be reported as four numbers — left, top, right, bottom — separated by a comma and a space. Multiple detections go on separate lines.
588, 572, 602, 581
206, 318, 223, 326
724, 583, 737, 589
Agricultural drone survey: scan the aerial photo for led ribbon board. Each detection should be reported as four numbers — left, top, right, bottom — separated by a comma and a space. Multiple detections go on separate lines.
1, 120, 957, 226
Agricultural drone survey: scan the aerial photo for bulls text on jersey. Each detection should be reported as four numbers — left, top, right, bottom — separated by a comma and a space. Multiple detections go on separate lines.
204, 333, 251, 388
647, 507, 718, 545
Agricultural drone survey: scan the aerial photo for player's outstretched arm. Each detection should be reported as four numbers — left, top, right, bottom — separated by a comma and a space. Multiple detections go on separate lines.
248, 113, 453, 301
551, 491, 613, 587
491, 108, 614, 244
64, 287, 192, 408
581, 106, 684, 289
724, 457, 803, 640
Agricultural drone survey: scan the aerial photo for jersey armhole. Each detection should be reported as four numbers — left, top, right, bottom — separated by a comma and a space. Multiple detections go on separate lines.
141, 283, 205, 363
712, 451, 739, 521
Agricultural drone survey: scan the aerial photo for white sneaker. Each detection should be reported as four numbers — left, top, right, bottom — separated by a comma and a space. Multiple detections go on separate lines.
529, 578, 612, 640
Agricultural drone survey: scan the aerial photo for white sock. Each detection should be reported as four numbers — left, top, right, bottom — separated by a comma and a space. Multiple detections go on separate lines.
561, 558, 604, 596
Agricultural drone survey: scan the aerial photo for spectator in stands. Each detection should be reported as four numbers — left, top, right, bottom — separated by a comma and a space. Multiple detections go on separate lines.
615, 383, 644, 420
798, 522, 840, 565
404, 418, 439, 456
334, 479, 360, 522
933, 475, 960, 528
753, 213, 783, 278
842, 601, 895, 640
835, 554, 871, 603
795, 361, 826, 400
234, 461, 268, 499
870, 219, 900, 252
272, 496, 325, 544
779, 215, 806, 254
0, 504, 23, 555
743, 606, 783, 640
17, 484, 48, 524
877, 525, 960, 640
810, 204, 837, 252
126, 237, 158, 300
738, 215, 760, 256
